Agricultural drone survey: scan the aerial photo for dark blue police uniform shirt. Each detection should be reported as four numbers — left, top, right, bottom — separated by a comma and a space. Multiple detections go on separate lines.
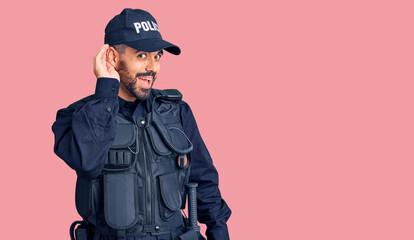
52, 78, 231, 240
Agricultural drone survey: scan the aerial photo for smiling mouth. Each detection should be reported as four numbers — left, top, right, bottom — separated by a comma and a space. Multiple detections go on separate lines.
138, 77, 152, 88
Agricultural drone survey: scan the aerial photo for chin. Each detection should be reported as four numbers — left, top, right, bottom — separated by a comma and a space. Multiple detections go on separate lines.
133, 89, 151, 101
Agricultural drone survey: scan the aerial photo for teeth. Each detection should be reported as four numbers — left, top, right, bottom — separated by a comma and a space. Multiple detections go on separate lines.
139, 77, 151, 81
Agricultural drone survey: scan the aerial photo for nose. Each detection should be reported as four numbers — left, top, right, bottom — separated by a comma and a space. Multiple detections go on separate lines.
145, 57, 156, 73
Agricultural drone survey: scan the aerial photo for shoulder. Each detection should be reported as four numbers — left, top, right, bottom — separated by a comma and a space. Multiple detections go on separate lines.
67, 94, 95, 111
151, 88, 194, 116
152, 88, 191, 108
178, 99, 192, 112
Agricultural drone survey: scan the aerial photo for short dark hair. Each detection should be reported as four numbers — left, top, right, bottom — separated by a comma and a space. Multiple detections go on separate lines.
110, 44, 127, 54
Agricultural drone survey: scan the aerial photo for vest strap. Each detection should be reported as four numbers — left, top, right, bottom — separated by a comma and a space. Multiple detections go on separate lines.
69, 220, 88, 240
117, 229, 126, 240
177, 229, 198, 240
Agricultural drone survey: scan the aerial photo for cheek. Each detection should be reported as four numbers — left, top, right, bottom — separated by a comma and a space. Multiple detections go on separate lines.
126, 59, 145, 73
120, 69, 135, 82
154, 63, 161, 73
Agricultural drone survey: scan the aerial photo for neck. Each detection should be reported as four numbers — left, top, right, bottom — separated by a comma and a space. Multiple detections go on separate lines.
118, 85, 137, 102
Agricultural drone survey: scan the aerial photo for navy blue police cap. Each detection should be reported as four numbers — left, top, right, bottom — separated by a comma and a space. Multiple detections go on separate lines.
104, 8, 181, 55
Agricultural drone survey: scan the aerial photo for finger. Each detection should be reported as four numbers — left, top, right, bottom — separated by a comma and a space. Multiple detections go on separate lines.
96, 47, 110, 71
94, 44, 109, 62
106, 60, 115, 70
106, 60, 114, 71
93, 44, 106, 59
99, 45, 108, 62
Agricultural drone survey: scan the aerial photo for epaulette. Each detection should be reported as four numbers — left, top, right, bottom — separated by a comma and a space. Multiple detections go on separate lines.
158, 89, 182, 101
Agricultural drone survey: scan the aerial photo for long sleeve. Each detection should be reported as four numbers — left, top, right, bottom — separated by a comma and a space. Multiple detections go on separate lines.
52, 78, 120, 179
180, 102, 232, 240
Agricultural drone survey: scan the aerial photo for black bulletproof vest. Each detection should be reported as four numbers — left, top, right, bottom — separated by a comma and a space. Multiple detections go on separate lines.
74, 90, 193, 238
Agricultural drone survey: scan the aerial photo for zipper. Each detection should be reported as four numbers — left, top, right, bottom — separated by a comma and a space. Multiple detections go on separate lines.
139, 118, 153, 226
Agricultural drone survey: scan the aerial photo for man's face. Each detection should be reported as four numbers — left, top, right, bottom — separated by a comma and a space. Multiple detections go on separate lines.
116, 45, 163, 101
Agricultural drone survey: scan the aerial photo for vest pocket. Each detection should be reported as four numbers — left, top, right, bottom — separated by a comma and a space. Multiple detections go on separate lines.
103, 173, 139, 229
158, 173, 182, 221
146, 123, 192, 158
75, 175, 102, 225
112, 123, 136, 149
105, 150, 133, 166
147, 126, 172, 156
75, 175, 92, 218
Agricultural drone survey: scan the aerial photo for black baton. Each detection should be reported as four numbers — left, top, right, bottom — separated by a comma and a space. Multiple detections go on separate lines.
179, 183, 205, 240
186, 183, 200, 231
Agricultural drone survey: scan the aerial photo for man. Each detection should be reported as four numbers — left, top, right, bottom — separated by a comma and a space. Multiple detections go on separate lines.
52, 8, 231, 240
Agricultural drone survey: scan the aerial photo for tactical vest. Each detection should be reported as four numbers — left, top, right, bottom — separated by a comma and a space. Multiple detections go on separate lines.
74, 90, 193, 238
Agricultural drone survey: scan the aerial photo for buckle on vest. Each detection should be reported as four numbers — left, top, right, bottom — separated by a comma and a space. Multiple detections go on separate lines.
178, 155, 188, 168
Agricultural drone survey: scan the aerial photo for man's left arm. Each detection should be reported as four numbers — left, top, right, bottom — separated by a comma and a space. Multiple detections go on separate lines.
180, 102, 231, 240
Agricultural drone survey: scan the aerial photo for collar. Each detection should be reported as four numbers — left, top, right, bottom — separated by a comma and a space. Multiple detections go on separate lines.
117, 89, 161, 117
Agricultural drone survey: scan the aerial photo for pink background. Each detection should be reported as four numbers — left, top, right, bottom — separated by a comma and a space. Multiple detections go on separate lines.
1, 0, 413, 239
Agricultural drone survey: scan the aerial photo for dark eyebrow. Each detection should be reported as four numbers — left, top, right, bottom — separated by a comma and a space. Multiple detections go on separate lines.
134, 50, 164, 55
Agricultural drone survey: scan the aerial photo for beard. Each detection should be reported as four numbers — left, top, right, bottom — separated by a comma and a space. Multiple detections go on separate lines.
117, 60, 156, 101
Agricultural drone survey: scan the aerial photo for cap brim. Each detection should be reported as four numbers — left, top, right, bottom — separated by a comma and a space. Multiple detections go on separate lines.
124, 38, 181, 55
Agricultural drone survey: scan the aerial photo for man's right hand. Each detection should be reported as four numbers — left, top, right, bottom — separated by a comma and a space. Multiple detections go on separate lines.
93, 44, 120, 81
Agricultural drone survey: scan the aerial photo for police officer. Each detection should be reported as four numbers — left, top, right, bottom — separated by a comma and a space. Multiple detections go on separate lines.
52, 8, 231, 240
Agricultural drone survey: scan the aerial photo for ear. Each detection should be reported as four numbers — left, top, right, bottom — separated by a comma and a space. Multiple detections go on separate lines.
106, 46, 120, 69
